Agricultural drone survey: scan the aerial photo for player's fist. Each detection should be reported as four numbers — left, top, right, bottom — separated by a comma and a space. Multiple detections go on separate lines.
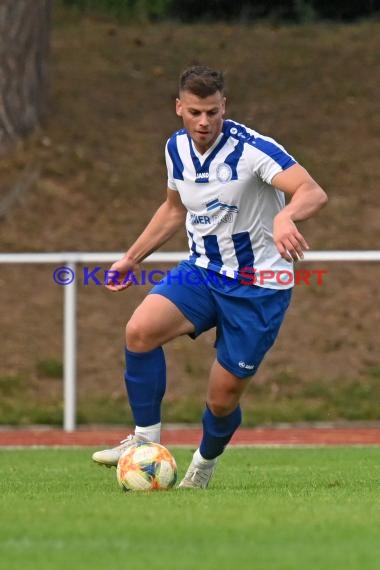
273, 213, 309, 262
104, 255, 139, 292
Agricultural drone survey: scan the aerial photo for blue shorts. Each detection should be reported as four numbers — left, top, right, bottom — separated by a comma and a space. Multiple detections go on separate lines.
150, 260, 292, 378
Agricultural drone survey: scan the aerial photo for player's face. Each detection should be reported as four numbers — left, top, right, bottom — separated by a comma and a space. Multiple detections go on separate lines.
176, 90, 226, 154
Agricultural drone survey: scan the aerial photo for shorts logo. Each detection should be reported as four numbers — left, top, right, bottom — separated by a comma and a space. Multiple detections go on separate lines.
238, 361, 255, 370
216, 163, 232, 183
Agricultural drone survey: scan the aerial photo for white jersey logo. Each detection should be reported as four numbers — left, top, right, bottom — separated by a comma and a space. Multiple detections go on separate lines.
216, 163, 232, 183
196, 172, 209, 180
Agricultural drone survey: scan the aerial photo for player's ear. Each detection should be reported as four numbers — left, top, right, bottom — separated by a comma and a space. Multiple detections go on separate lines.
222, 96, 226, 115
176, 98, 182, 117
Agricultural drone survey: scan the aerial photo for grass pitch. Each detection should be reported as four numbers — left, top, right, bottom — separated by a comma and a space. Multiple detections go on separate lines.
1, 447, 380, 570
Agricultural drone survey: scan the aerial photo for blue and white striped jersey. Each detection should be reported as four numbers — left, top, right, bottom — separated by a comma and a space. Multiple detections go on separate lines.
165, 119, 296, 289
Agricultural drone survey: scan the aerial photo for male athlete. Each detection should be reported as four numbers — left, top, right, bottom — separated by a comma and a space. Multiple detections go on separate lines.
92, 66, 327, 488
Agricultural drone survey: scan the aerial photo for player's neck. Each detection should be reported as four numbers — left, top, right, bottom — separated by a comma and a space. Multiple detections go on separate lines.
193, 131, 223, 155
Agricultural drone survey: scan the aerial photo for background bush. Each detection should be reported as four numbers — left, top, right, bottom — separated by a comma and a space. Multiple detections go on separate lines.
60, 0, 379, 22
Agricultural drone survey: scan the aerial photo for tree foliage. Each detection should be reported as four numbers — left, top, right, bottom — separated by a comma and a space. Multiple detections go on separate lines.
60, 0, 379, 22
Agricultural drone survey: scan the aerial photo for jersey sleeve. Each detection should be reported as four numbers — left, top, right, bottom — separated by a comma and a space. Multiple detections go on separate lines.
248, 136, 297, 185
165, 141, 178, 191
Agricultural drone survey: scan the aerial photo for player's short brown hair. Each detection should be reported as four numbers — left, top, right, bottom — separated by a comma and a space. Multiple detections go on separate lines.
179, 65, 225, 98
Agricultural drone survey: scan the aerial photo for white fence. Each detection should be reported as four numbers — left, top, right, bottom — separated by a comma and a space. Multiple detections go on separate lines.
1, 250, 380, 431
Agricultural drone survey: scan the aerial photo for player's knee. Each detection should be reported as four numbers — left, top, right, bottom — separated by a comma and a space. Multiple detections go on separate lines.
207, 399, 237, 417
125, 319, 156, 352
207, 383, 243, 416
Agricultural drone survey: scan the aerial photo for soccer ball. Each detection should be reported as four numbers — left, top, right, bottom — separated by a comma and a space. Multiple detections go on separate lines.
116, 442, 177, 491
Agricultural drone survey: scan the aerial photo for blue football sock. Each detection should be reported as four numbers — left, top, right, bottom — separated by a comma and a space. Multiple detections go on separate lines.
124, 346, 166, 427
199, 404, 242, 460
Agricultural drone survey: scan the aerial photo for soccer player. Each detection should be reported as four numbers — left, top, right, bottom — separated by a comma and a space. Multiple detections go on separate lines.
92, 65, 327, 488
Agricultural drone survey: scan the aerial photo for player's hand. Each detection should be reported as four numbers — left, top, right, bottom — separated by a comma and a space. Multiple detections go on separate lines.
273, 212, 309, 262
104, 255, 139, 292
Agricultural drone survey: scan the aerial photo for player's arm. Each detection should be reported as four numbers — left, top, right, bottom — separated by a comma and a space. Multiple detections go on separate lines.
105, 188, 186, 291
271, 164, 328, 262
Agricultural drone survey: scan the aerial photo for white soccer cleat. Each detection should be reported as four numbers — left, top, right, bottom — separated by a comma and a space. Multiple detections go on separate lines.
92, 434, 147, 467
178, 455, 217, 489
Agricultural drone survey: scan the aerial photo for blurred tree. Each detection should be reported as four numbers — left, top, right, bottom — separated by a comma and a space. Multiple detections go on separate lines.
0, 0, 52, 155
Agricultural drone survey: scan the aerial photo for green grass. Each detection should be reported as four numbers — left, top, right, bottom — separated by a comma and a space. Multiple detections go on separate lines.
36, 359, 63, 379
1, 447, 380, 569
3, 375, 380, 425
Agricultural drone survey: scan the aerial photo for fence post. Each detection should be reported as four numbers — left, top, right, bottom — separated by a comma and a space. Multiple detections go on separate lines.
63, 261, 77, 432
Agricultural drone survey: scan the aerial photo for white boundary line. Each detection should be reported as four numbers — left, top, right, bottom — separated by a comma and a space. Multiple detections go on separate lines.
1, 444, 380, 450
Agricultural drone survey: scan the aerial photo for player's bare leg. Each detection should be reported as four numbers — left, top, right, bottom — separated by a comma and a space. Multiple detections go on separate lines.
206, 359, 248, 416
92, 294, 194, 466
179, 360, 249, 489
126, 293, 195, 351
